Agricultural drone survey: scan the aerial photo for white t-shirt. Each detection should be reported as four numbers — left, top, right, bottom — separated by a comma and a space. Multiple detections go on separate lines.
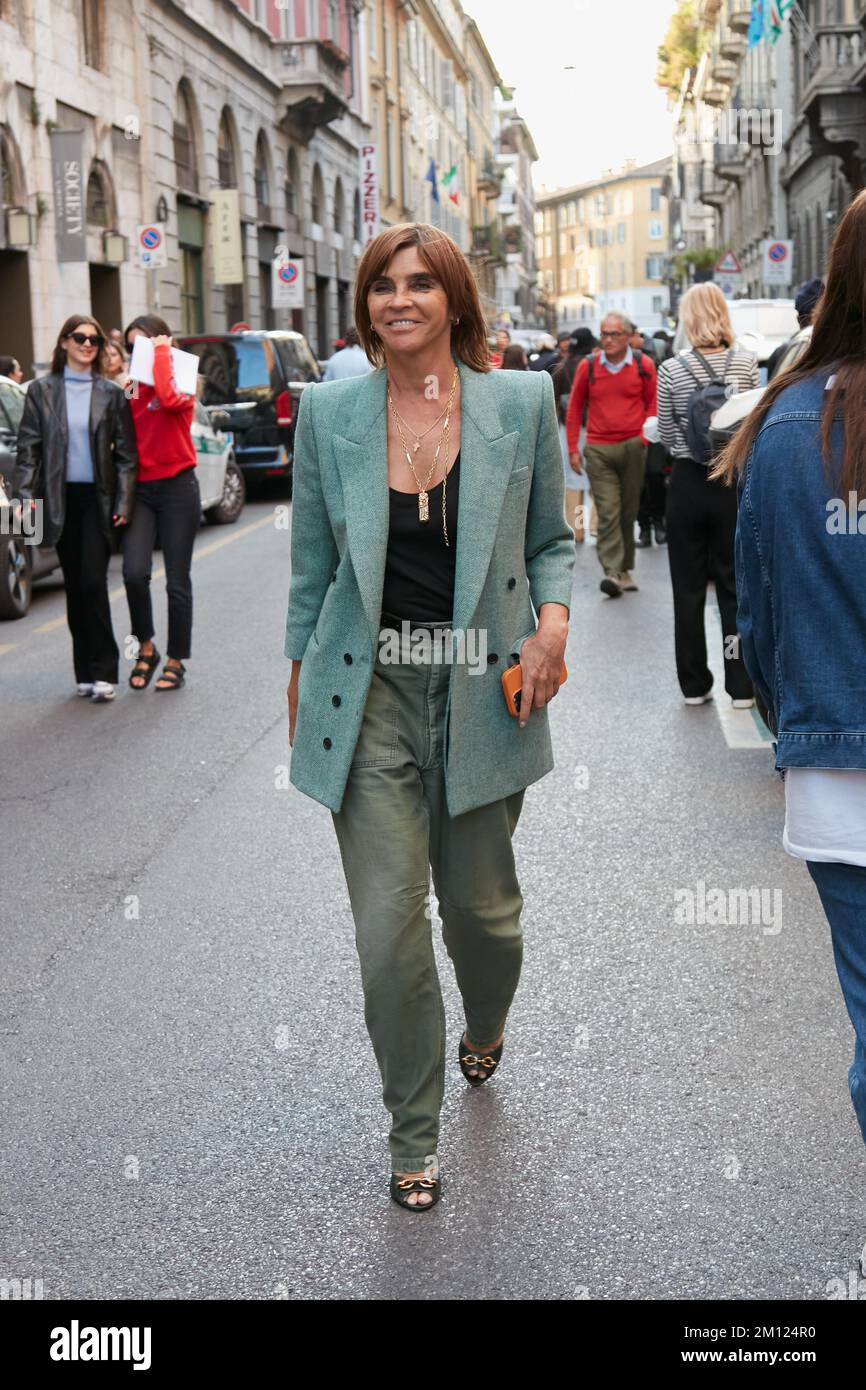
783, 768, 866, 868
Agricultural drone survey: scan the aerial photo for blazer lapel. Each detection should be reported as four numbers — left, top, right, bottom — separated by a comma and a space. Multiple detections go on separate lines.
46, 375, 69, 455
89, 376, 111, 444
331, 353, 519, 642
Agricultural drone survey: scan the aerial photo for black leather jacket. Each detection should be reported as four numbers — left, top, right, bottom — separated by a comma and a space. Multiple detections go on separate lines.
15, 373, 137, 547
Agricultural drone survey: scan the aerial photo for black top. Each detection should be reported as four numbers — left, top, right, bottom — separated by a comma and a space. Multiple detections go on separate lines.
381, 451, 460, 623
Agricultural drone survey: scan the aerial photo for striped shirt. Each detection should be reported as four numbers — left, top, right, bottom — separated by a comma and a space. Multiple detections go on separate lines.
657, 347, 759, 459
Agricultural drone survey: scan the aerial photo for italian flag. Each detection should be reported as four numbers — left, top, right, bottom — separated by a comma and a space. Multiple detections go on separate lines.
441, 164, 459, 205
767, 0, 793, 42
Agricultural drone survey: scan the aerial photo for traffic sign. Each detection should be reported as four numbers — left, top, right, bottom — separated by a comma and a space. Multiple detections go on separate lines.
272, 255, 304, 309
230, 322, 251, 333
715, 249, 742, 275
761, 239, 792, 286
137, 223, 167, 269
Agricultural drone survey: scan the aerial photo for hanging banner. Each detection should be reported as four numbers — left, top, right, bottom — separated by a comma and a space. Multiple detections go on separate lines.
212, 188, 243, 284
360, 144, 379, 245
49, 129, 86, 263
272, 254, 304, 309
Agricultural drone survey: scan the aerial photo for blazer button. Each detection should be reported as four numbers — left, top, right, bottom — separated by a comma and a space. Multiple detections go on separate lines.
507, 577, 516, 589
487, 652, 498, 664
331, 695, 341, 707
343, 653, 353, 664
323, 737, 332, 749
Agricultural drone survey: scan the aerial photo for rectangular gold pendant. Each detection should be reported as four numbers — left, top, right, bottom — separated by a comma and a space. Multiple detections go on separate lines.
418, 490, 429, 521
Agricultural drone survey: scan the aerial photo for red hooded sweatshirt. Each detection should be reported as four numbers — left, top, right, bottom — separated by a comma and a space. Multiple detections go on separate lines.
128, 342, 196, 482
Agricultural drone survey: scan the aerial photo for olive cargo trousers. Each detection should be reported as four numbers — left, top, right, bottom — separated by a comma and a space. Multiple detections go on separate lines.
331, 622, 525, 1171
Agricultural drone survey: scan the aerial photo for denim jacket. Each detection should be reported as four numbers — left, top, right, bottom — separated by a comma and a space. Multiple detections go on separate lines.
735, 370, 866, 770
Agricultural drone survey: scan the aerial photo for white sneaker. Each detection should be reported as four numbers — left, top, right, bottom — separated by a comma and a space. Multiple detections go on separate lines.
76, 683, 94, 697
684, 691, 713, 705
618, 571, 639, 592
91, 681, 116, 702
732, 697, 755, 709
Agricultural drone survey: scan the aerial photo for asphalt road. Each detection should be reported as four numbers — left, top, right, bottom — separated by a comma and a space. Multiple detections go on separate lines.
1, 500, 863, 1301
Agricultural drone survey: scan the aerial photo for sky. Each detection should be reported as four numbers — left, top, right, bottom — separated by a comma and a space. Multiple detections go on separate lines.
464, 0, 679, 193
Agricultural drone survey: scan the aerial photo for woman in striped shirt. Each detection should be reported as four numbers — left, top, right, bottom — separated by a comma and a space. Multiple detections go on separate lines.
657, 284, 759, 707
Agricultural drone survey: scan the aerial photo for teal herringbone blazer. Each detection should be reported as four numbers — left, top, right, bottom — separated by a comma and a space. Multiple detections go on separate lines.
284, 353, 575, 817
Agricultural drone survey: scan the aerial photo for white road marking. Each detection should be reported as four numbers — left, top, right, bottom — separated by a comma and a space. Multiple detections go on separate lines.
704, 604, 773, 749
31, 512, 277, 638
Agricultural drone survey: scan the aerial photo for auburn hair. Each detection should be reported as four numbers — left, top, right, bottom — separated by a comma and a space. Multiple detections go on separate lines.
711, 188, 866, 494
353, 222, 491, 372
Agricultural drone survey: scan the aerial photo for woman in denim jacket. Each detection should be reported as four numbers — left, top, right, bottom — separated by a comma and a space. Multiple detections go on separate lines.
712, 190, 866, 1150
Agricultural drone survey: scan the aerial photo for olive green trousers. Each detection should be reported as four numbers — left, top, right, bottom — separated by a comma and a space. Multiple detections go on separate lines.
331, 629, 525, 1171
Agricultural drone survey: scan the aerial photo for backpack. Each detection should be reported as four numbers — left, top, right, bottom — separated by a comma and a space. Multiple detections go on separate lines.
671, 349, 734, 464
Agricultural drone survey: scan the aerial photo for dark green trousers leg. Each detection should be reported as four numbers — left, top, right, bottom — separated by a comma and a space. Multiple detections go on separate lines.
331, 644, 525, 1170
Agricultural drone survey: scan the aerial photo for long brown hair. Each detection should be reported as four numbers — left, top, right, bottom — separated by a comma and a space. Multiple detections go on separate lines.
711, 189, 866, 493
51, 314, 108, 375
353, 222, 491, 373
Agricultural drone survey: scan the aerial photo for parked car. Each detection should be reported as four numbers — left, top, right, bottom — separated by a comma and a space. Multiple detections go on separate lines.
674, 297, 798, 384
178, 330, 322, 494
0, 376, 62, 620
191, 399, 246, 524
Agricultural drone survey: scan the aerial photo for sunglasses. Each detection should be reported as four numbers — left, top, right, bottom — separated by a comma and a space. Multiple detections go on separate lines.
68, 332, 104, 348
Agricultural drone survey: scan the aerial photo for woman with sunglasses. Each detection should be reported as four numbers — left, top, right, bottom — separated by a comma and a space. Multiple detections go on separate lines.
121, 314, 199, 692
16, 315, 137, 700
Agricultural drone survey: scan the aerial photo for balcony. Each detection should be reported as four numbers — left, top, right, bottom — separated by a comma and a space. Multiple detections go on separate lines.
702, 80, 730, 106
470, 222, 504, 266
715, 141, 746, 184
699, 161, 727, 209
802, 25, 863, 106
476, 156, 501, 198
720, 29, 747, 62
711, 55, 739, 87
727, 0, 753, 32
275, 38, 349, 138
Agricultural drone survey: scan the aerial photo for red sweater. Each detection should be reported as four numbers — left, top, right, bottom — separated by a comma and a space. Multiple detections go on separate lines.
129, 343, 196, 481
566, 351, 656, 451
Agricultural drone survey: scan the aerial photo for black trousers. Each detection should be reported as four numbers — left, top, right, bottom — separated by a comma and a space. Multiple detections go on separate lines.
122, 466, 200, 661
54, 482, 119, 684
665, 455, 753, 700
637, 442, 668, 530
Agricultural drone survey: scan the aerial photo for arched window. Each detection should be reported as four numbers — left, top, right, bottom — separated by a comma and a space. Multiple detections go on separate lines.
173, 81, 198, 193
254, 132, 272, 221
0, 124, 24, 207
285, 146, 300, 224
333, 178, 345, 234
81, 0, 105, 70
85, 162, 113, 227
217, 110, 237, 188
311, 163, 325, 226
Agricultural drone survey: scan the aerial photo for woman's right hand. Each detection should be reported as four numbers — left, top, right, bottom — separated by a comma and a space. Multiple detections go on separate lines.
287, 661, 301, 747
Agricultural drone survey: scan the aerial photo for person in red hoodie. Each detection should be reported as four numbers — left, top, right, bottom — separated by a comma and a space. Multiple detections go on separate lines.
122, 315, 199, 691
566, 312, 656, 598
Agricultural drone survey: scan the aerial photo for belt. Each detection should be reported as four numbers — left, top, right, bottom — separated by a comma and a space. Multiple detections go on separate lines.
380, 610, 453, 630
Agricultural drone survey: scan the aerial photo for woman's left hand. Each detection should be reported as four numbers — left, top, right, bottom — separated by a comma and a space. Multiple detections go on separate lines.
517, 605, 569, 729
112, 514, 129, 526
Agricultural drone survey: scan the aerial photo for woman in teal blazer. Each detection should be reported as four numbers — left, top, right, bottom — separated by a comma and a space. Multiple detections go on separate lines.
285, 223, 574, 1211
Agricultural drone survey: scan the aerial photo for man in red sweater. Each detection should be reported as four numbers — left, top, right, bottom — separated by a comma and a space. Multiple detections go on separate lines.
566, 313, 656, 597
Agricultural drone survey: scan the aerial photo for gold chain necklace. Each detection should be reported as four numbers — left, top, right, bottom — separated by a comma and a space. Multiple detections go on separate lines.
387, 396, 451, 453
387, 368, 457, 545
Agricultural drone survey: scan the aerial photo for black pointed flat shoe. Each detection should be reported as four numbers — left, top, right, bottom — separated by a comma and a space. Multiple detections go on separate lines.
458, 1032, 504, 1087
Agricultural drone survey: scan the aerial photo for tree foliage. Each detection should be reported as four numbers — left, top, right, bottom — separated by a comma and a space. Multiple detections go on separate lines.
657, 0, 706, 97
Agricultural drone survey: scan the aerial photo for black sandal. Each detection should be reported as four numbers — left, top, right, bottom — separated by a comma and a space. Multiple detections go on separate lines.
389, 1172, 441, 1212
458, 1032, 504, 1087
154, 660, 186, 692
129, 645, 161, 690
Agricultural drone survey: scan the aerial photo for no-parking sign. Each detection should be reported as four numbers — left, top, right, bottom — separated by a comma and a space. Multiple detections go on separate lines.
137, 223, 167, 269
272, 255, 304, 309
761, 239, 792, 287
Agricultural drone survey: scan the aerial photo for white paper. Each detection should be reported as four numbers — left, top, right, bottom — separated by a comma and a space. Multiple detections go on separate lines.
129, 337, 198, 396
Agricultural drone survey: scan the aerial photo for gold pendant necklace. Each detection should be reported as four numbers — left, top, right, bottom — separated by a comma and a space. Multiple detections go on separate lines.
388, 368, 458, 531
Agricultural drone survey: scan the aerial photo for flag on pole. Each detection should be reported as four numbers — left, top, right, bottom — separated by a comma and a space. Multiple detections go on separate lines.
747, 0, 765, 47
425, 158, 439, 204
767, 0, 793, 43
440, 163, 459, 206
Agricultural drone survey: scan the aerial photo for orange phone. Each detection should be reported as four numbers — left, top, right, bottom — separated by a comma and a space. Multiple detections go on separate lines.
501, 659, 568, 717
